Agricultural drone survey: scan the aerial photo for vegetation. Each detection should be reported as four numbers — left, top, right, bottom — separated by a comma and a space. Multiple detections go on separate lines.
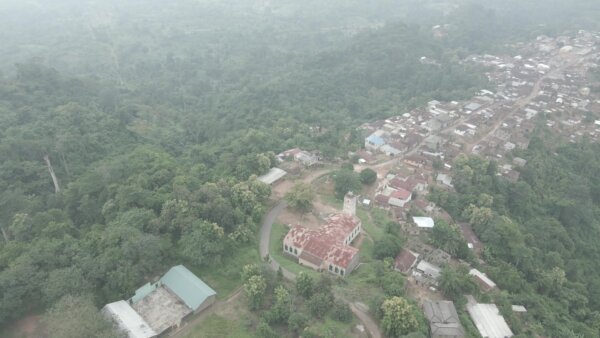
333, 169, 362, 199
285, 183, 315, 213
0, 0, 599, 336
429, 134, 600, 337
380, 296, 421, 338
359, 168, 378, 185
41, 295, 121, 338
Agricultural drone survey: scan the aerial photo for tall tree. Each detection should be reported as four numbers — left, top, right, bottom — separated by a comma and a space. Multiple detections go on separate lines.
41, 295, 122, 338
380, 296, 420, 337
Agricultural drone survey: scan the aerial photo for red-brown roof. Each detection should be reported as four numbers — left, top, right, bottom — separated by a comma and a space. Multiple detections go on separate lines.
394, 249, 419, 273
390, 188, 412, 200
325, 244, 359, 267
375, 194, 390, 205
284, 214, 361, 269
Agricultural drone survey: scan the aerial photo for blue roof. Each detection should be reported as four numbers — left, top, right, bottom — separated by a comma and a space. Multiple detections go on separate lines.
160, 265, 216, 311
366, 134, 385, 146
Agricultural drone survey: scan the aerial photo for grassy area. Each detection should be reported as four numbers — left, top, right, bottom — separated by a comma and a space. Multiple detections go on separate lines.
356, 209, 384, 241
183, 314, 253, 338
317, 192, 343, 209
269, 222, 320, 278
189, 244, 260, 299
307, 317, 359, 337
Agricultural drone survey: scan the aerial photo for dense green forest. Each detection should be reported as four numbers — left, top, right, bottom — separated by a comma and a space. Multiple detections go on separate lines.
1, 0, 600, 336
429, 131, 600, 337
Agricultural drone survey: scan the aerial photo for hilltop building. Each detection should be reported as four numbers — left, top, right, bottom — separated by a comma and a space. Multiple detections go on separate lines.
283, 192, 361, 277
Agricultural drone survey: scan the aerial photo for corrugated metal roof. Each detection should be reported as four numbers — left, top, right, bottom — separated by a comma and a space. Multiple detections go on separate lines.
366, 134, 385, 146
257, 167, 287, 185
103, 300, 157, 338
467, 303, 513, 338
130, 282, 157, 304
160, 265, 216, 311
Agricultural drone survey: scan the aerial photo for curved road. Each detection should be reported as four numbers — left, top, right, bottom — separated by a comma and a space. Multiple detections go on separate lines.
259, 190, 382, 338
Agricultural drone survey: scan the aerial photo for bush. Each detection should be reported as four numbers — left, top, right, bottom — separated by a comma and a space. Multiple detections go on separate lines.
331, 301, 353, 322
373, 235, 402, 260
287, 312, 309, 333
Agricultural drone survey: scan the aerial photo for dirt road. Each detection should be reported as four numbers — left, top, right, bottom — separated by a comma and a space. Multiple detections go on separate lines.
258, 171, 383, 338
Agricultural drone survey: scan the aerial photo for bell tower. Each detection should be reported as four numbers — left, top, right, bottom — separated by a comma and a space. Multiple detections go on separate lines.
343, 192, 357, 216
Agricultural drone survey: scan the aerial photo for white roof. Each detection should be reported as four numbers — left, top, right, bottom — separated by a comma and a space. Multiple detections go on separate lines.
467, 303, 513, 338
413, 216, 434, 228
511, 305, 527, 313
469, 268, 497, 288
103, 301, 157, 338
257, 168, 287, 185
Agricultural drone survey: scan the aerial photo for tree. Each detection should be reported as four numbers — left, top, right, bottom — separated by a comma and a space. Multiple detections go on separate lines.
307, 292, 333, 318
288, 312, 309, 333
268, 286, 291, 323
42, 295, 122, 338
333, 170, 361, 199
360, 168, 377, 185
244, 275, 267, 310
241, 264, 261, 283
255, 320, 278, 338
179, 220, 225, 266
431, 220, 469, 258
380, 296, 420, 337
285, 183, 315, 213
296, 272, 314, 298
42, 267, 92, 306
439, 266, 477, 300
373, 234, 403, 260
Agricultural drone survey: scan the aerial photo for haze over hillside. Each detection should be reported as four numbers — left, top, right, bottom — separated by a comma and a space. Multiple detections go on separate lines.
0, 1, 599, 337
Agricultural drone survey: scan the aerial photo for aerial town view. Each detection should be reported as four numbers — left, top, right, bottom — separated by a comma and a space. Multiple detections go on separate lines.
0, 1, 599, 338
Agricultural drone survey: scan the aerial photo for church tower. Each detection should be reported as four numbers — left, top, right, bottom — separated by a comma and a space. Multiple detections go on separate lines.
343, 192, 357, 216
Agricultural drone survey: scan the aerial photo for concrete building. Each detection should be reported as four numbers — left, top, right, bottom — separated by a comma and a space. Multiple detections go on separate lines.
365, 134, 385, 151
388, 188, 412, 207
415, 260, 441, 280
283, 192, 361, 277
423, 300, 465, 338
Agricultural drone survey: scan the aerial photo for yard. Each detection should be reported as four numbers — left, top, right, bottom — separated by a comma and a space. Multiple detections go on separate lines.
189, 243, 261, 299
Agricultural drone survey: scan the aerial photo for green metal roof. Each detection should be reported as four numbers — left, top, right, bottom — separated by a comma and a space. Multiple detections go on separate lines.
130, 282, 157, 304
159, 265, 216, 311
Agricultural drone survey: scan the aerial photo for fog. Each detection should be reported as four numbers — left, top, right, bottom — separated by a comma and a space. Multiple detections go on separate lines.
0, 0, 597, 78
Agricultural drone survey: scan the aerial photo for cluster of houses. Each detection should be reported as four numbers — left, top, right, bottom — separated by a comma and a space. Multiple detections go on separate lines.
361, 30, 600, 185
102, 265, 216, 338
273, 30, 600, 338
466, 30, 600, 166
373, 170, 428, 216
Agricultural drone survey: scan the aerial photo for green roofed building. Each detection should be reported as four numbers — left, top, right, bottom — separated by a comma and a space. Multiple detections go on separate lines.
104, 265, 216, 337
160, 265, 217, 313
